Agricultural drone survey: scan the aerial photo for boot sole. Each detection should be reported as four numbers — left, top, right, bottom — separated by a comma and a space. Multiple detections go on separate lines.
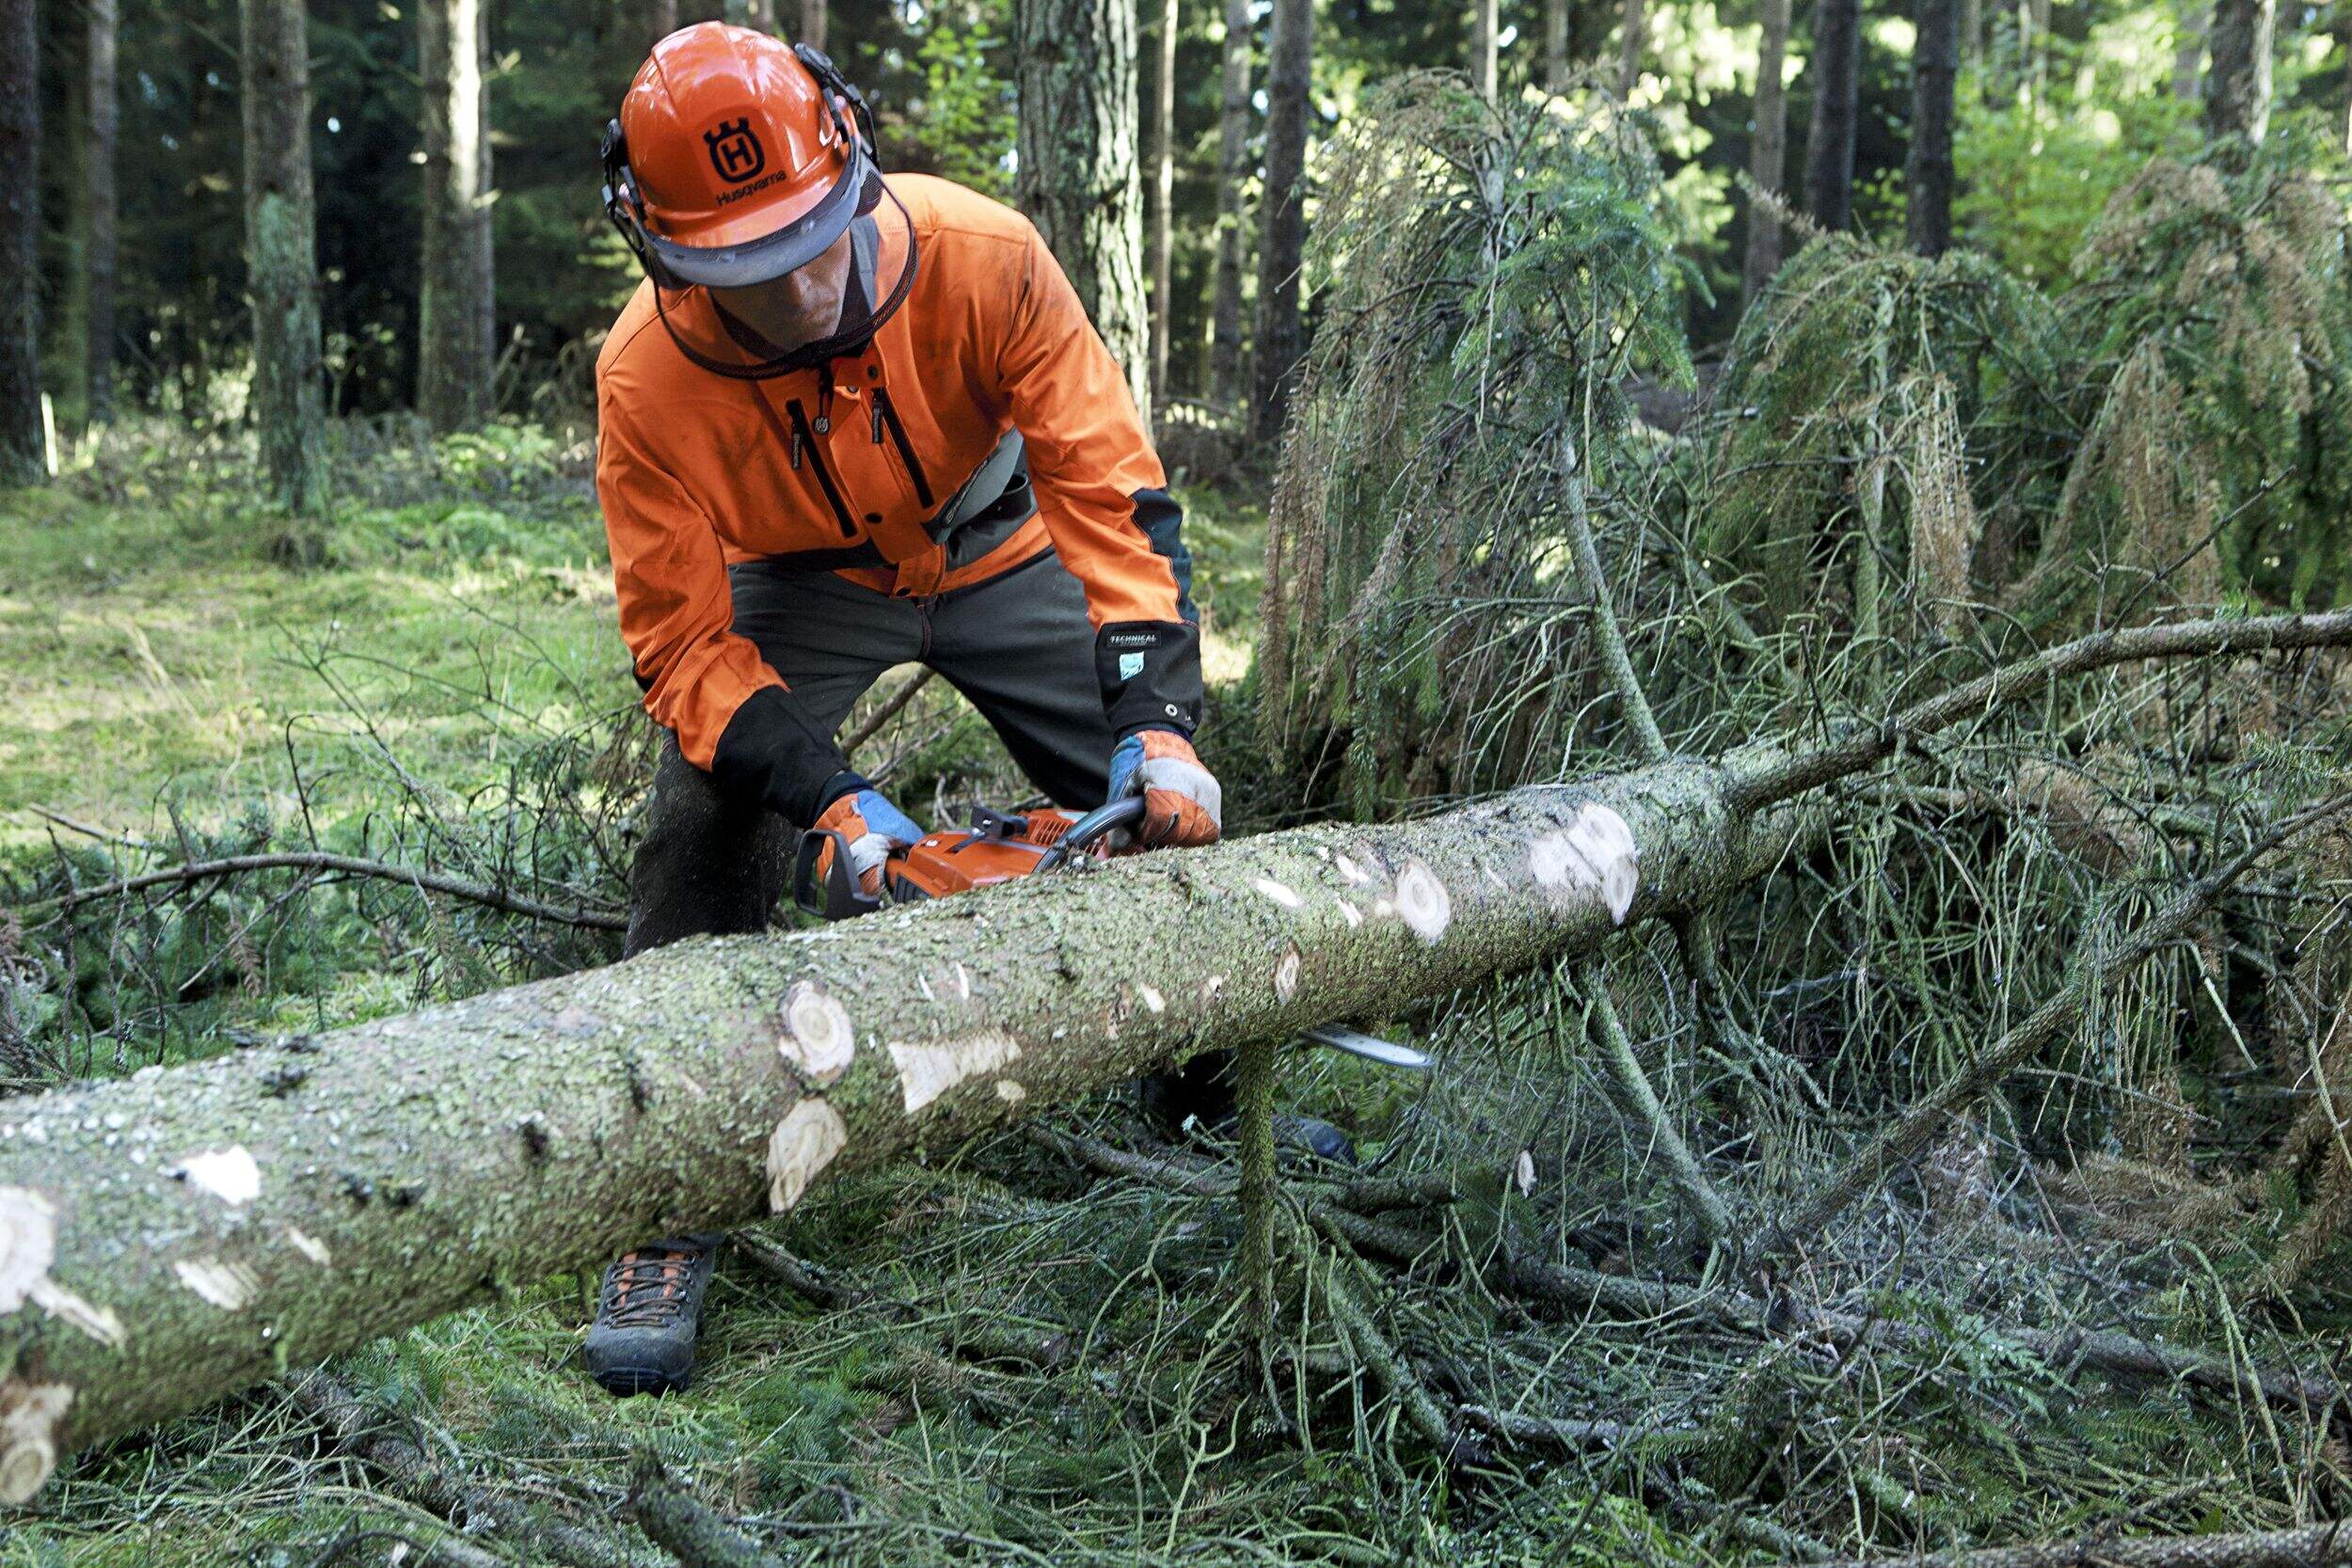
588, 1362, 693, 1397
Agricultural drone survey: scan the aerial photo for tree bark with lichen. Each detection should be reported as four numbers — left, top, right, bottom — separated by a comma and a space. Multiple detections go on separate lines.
1014, 0, 1153, 425
0, 754, 1804, 1497
239, 0, 329, 519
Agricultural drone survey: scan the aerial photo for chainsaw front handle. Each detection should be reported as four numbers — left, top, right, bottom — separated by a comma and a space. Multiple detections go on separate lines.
1035, 795, 1148, 871
791, 827, 882, 922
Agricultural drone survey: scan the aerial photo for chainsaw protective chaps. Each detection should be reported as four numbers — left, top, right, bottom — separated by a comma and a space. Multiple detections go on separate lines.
596, 173, 1203, 825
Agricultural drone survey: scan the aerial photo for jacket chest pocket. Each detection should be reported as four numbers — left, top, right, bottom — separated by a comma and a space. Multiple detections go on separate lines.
788, 392, 941, 545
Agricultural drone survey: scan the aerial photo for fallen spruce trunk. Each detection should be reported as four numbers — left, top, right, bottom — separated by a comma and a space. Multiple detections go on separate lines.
0, 748, 1812, 1497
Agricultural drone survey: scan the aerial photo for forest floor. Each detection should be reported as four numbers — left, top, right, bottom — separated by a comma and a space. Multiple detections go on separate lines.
0, 422, 2344, 1567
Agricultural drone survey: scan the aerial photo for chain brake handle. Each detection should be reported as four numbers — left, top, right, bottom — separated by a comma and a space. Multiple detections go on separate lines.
792, 827, 882, 921
1035, 795, 1148, 872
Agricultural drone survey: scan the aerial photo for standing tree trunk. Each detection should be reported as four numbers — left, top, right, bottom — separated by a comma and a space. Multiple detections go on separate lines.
1802, 0, 1862, 232
2172, 0, 2205, 99
1209, 0, 1251, 409
0, 0, 38, 483
1617, 0, 1644, 94
1251, 0, 1311, 445
800, 0, 826, 48
1546, 0, 1571, 87
650, 0, 678, 42
1149, 0, 1177, 404
419, 0, 496, 435
1741, 0, 1790, 307
2203, 0, 2273, 140
1905, 0, 1959, 256
1015, 0, 1154, 428
1470, 0, 1500, 97
86, 0, 119, 424
723, 0, 779, 30
240, 0, 330, 519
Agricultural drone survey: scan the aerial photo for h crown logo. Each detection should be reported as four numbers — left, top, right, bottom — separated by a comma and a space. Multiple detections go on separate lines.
704, 118, 766, 184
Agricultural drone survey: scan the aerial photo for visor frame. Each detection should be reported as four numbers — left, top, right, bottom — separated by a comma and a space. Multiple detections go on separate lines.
639, 145, 877, 292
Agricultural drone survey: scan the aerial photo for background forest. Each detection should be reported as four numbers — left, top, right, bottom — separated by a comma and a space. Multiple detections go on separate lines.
0, 0, 2348, 1564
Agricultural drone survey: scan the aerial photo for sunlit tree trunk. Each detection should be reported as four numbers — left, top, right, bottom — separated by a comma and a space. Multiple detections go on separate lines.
2204, 0, 2272, 139
1016, 0, 1154, 427
1252, 0, 1312, 444
1617, 0, 1644, 94
1906, 0, 1959, 256
420, 0, 496, 434
239, 0, 329, 517
723, 0, 779, 30
1802, 0, 1861, 232
1961, 0, 1981, 66
1149, 0, 1177, 403
86, 0, 119, 424
1741, 0, 1790, 307
1210, 0, 1251, 408
1470, 0, 1499, 97
801, 0, 827, 47
1546, 0, 1571, 87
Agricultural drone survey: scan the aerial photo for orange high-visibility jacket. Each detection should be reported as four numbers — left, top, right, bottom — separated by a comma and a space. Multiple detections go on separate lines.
596, 173, 1200, 824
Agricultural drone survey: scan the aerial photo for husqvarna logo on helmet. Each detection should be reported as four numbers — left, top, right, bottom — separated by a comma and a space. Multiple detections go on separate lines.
704, 118, 766, 183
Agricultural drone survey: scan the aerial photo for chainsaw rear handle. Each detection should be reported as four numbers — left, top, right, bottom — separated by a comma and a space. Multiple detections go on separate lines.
791, 826, 882, 922
1035, 794, 1148, 871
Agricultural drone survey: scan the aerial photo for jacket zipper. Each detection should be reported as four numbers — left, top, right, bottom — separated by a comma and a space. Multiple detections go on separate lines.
785, 397, 859, 539
873, 389, 937, 511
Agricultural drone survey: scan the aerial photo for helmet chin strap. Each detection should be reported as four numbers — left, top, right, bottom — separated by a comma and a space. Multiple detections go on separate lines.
648, 168, 919, 383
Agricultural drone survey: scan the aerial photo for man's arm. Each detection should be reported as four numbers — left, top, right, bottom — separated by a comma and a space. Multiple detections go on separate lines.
596, 391, 861, 825
993, 221, 1205, 742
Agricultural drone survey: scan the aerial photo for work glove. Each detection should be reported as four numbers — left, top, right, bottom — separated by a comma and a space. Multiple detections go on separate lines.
813, 787, 924, 896
1107, 728, 1222, 848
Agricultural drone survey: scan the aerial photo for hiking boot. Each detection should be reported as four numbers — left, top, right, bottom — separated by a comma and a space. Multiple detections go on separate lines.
1137, 1049, 1359, 1165
582, 1234, 720, 1396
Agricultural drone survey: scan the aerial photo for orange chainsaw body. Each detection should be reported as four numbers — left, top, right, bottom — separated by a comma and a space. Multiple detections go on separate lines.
796, 803, 1119, 921
882, 831, 1056, 903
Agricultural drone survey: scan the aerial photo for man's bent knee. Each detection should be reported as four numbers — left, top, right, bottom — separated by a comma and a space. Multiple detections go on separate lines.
624, 737, 791, 958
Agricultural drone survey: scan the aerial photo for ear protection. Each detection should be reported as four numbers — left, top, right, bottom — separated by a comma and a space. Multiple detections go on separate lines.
600, 42, 877, 293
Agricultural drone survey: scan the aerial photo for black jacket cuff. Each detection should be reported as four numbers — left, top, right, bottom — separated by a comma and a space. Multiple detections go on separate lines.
1097, 621, 1204, 736
708, 686, 855, 827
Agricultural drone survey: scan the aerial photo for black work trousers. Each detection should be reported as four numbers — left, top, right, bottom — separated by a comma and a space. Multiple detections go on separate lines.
623, 548, 1119, 958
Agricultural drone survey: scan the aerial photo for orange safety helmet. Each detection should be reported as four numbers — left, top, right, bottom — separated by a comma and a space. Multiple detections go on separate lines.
601, 23, 880, 293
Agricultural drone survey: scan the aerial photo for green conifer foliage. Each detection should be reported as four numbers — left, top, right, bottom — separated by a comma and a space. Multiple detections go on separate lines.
2027, 139, 2352, 624
1259, 74, 1692, 813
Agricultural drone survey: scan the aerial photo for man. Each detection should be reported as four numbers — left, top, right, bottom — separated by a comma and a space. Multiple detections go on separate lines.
583, 23, 1226, 1396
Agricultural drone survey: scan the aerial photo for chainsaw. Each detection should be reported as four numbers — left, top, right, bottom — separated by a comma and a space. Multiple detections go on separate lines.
791, 796, 1147, 920
790, 799, 1431, 1072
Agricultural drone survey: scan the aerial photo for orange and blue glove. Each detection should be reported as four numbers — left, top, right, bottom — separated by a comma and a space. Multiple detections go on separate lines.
813, 787, 924, 896
1107, 728, 1221, 848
